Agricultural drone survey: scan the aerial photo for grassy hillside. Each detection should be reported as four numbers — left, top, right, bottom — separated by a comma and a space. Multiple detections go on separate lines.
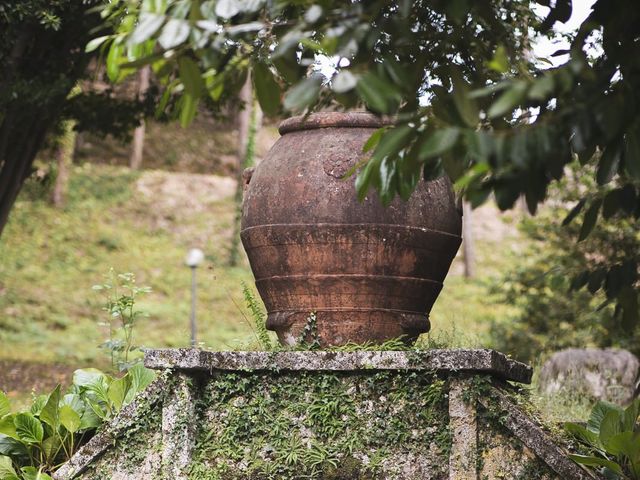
0, 165, 256, 367
0, 162, 522, 367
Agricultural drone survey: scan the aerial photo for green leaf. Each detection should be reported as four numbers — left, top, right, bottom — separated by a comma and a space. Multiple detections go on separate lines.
0, 415, 18, 441
129, 13, 165, 45
372, 125, 413, 162
283, 76, 322, 112
60, 394, 84, 417
568, 454, 623, 475
60, 405, 82, 434
0, 393, 9, 418
0, 435, 27, 458
79, 407, 102, 430
356, 72, 400, 114
597, 143, 622, 185
603, 432, 637, 457
418, 128, 460, 160
29, 395, 47, 417
74, 369, 111, 404
487, 45, 509, 73
487, 81, 528, 119
178, 57, 204, 128
180, 93, 199, 127
41, 435, 61, 463
450, 68, 479, 128
623, 399, 639, 432
578, 199, 602, 242
125, 365, 155, 404
85, 35, 110, 53
355, 161, 377, 202
14, 413, 43, 444
454, 162, 489, 191
108, 376, 128, 411
588, 401, 623, 433
178, 57, 204, 98
73, 368, 106, 389
363, 128, 386, 154
0, 455, 17, 478
600, 410, 624, 447
87, 399, 107, 421
423, 158, 444, 181
562, 199, 586, 226
378, 157, 398, 205
158, 18, 190, 50
565, 422, 599, 446
143, 0, 168, 14
253, 62, 281, 116
20, 467, 54, 480
106, 42, 124, 83
39, 385, 61, 430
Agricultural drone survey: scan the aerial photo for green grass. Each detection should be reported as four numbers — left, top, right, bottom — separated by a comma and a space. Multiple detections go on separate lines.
0, 164, 257, 368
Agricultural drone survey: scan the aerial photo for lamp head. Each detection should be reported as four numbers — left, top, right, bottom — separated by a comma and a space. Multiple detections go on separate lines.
185, 248, 205, 268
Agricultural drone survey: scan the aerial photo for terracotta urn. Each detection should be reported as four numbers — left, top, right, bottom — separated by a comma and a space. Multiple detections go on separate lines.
241, 112, 462, 347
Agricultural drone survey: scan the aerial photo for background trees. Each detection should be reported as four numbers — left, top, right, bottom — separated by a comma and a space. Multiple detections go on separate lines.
0, 1, 155, 236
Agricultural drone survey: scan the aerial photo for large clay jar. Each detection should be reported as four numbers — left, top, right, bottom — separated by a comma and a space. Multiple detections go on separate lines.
241, 112, 462, 346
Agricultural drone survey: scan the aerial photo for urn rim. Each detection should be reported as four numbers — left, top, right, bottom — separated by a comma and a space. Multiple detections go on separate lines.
278, 111, 392, 135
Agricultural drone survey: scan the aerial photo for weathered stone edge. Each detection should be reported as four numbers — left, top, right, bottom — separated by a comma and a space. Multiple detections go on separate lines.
143, 348, 532, 384
481, 387, 605, 480
53, 375, 168, 480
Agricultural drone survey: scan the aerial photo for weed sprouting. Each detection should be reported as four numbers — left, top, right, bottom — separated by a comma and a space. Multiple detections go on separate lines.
93, 269, 151, 371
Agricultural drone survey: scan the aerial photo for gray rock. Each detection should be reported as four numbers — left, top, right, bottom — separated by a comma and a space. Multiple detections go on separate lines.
539, 348, 640, 405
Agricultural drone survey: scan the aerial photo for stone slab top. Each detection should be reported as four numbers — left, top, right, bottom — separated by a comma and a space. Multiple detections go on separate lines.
144, 348, 532, 384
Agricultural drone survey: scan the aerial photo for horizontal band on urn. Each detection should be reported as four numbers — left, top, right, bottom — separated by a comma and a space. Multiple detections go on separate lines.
278, 112, 391, 135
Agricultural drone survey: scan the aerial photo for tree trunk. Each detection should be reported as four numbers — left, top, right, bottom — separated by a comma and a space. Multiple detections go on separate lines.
51, 118, 77, 208
228, 74, 254, 267
0, 4, 99, 238
462, 201, 476, 279
129, 66, 150, 170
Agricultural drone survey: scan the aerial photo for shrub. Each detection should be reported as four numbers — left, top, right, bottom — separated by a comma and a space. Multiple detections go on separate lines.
491, 163, 640, 362
0, 364, 155, 479
566, 399, 640, 479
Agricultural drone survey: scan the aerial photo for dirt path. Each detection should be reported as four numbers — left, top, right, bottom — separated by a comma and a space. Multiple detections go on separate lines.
0, 359, 76, 403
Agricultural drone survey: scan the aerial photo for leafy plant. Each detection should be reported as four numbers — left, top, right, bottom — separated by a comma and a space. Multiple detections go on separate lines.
0, 364, 155, 479
566, 399, 640, 479
296, 312, 320, 350
93, 269, 152, 371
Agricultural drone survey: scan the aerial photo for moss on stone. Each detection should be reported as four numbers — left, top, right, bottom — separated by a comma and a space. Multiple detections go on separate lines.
189, 370, 449, 479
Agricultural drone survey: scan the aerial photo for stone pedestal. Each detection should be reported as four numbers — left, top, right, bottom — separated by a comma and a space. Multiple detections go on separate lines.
54, 349, 598, 480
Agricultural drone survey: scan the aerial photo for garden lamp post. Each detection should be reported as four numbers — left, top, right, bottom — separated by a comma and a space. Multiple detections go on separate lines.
185, 248, 204, 347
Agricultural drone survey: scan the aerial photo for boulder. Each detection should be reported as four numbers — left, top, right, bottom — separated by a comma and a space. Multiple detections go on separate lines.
539, 348, 640, 405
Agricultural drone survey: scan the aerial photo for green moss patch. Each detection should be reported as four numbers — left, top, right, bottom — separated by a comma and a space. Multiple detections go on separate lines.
190, 371, 450, 479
